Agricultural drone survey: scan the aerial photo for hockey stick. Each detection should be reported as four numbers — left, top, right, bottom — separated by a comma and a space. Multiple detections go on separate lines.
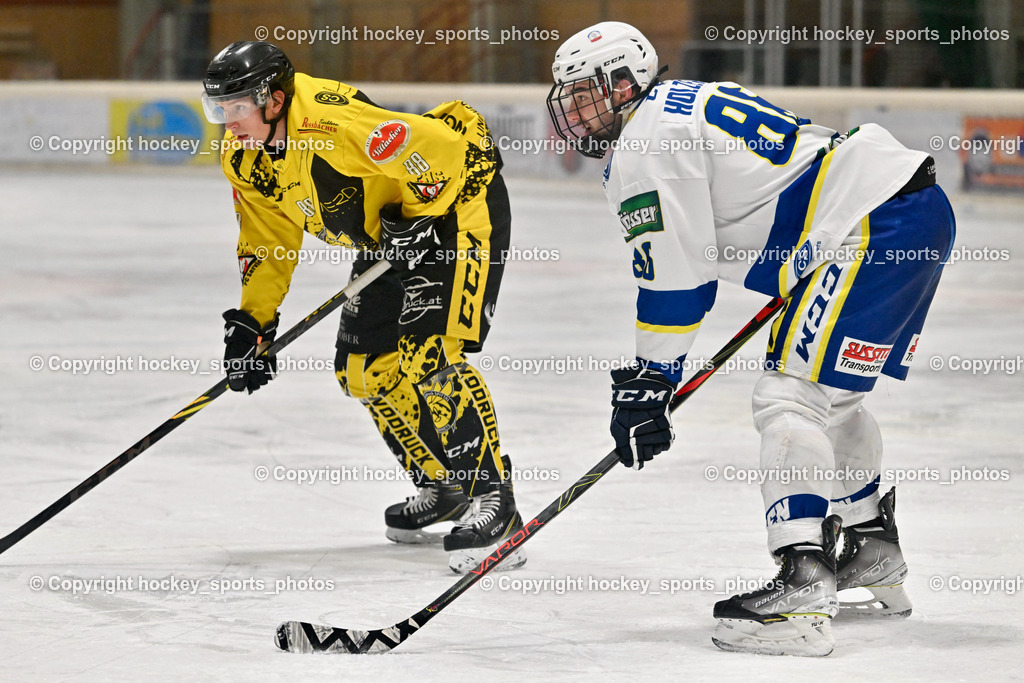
275, 296, 786, 654
0, 259, 391, 556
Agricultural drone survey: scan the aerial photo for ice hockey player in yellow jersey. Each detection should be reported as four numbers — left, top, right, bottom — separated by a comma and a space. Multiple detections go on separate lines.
201, 41, 524, 573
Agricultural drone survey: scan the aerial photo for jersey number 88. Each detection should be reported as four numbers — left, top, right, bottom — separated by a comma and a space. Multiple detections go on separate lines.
704, 85, 807, 166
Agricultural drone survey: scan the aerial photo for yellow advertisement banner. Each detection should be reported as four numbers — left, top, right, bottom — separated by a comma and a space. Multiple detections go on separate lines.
109, 99, 222, 165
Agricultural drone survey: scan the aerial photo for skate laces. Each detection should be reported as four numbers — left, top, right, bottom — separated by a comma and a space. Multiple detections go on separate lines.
735, 556, 789, 600
458, 490, 501, 529
838, 529, 854, 564
403, 487, 438, 514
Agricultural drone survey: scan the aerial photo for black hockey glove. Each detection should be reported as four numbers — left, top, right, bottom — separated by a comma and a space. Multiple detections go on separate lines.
610, 365, 676, 470
379, 203, 440, 270
222, 309, 278, 394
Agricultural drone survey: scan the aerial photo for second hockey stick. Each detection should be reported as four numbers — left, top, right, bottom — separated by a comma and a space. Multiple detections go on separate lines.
275, 296, 786, 654
0, 259, 391, 557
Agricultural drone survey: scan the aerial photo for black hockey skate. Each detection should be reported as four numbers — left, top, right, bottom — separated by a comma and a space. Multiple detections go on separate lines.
443, 469, 526, 574
712, 516, 841, 657
836, 488, 912, 618
384, 481, 471, 545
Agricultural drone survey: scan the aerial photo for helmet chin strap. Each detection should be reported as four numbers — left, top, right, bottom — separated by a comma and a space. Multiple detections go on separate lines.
578, 65, 667, 159
259, 94, 291, 150
262, 121, 279, 150
612, 65, 669, 118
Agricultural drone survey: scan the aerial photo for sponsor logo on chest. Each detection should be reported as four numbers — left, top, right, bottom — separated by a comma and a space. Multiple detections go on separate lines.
299, 117, 339, 135
618, 190, 664, 241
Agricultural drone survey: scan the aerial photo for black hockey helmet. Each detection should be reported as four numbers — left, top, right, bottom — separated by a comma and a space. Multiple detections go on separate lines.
202, 41, 295, 124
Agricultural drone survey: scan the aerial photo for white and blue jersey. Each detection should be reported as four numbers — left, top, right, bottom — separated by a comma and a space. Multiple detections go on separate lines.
604, 80, 951, 390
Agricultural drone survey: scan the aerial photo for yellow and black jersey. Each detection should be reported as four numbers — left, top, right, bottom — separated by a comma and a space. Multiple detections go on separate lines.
220, 72, 500, 326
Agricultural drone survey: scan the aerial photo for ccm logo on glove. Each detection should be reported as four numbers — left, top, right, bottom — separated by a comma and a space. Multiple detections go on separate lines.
613, 387, 672, 403
609, 365, 676, 470
222, 309, 278, 394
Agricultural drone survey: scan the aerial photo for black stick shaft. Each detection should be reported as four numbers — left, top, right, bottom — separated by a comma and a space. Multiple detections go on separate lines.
0, 260, 391, 556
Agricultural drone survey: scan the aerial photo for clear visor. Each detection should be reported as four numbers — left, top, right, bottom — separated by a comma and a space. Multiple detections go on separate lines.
201, 84, 269, 124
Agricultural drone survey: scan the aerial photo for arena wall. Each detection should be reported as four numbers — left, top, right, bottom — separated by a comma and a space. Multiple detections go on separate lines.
2, 82, 1022, 193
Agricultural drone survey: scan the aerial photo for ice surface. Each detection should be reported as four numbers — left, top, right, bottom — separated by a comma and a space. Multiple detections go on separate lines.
1, 167, 1022, 681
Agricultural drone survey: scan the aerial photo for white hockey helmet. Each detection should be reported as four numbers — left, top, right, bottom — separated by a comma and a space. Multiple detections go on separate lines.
547, 22, 660, 158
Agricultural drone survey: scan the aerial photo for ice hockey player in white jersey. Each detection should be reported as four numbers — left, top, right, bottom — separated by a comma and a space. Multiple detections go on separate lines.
547, 22, 955, 656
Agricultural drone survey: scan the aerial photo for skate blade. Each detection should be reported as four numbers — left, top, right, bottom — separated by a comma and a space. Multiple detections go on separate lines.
837, 584, 912, 619
712, 614, 835, 656
385, 527, 448, 545
448, 546, 527, 574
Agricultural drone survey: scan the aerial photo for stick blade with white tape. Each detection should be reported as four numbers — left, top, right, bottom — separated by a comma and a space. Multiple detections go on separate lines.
275, 616, 423, 654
